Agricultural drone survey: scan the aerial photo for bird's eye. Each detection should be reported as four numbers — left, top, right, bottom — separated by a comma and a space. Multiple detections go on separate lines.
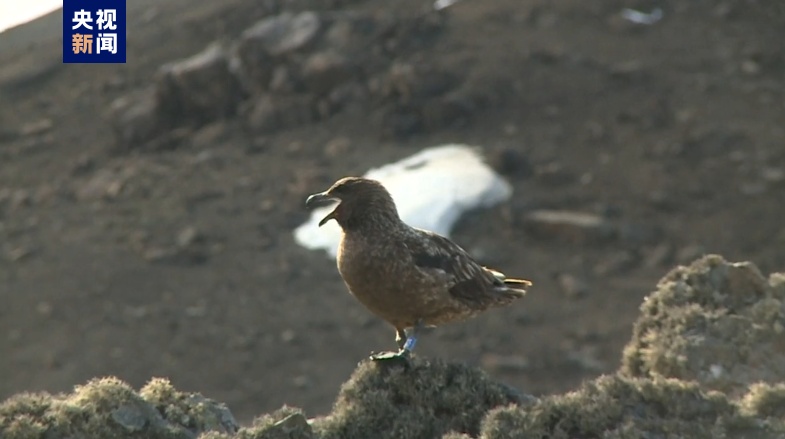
333, 182, 353, 193
330, 178, 361, 195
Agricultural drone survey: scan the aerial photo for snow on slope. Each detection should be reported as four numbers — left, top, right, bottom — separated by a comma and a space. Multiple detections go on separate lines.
294, 144, 513, 258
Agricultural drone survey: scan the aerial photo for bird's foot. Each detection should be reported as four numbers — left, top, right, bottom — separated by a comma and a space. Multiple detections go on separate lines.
369, 349, 411, 366
372, 322, 420, 367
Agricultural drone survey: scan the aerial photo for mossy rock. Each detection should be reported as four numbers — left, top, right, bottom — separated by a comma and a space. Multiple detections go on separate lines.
0, 377, 237, 439
480, 374, 784, 439
200, 406, 315, 439
621, 255, 785, 396
312, 356, 528, 439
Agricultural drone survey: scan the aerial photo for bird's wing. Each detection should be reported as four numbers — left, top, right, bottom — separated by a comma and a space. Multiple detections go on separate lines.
407, 229, 503, 305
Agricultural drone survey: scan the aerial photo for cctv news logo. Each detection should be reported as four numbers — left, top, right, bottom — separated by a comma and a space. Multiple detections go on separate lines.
63, 0, 127, 63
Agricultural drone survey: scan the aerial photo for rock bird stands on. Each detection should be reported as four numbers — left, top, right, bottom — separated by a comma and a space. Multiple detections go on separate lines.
306, 177, 531, 362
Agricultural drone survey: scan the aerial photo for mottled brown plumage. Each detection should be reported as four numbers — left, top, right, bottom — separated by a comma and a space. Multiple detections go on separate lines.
305, 176, 531, 360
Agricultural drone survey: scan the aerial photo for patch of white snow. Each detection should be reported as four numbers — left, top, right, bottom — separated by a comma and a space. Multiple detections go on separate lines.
294, 144, 513, 258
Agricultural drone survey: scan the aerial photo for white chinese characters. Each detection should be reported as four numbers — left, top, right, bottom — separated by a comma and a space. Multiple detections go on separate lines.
97, 34, 118, 54
72, 9, 93, 30
72, 9, 117, 31
96, 9, 118, 30
66, 6, 125, 61
71, 9, 119, 55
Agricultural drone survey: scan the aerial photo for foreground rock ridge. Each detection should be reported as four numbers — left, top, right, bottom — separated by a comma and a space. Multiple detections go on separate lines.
3, 255, 785, 438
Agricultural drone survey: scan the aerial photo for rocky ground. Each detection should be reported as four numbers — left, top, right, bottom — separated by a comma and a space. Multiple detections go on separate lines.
1, 0, 784, 426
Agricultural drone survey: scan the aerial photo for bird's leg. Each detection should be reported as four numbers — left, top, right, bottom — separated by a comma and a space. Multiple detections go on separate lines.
371, 321, 423, 363
400, 321, 423, 355
395, 328, 407, 350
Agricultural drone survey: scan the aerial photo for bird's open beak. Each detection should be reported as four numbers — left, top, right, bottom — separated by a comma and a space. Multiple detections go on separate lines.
305, 192, 340, 227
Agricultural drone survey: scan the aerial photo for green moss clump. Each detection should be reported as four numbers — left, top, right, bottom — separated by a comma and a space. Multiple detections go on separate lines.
312, 356, 525, 439
737, 383, 785, 434
0, 377, 237, 439
621, 255, 785, 396
140, 377, 237, 435
480, 374, 782, 439
0, 393, 51, 439
198, 406, 313, 439
0, 377, 178, 439
740, 383, 785, 418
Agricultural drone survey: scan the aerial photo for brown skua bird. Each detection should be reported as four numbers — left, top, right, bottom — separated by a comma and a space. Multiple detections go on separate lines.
306, 177, 531, 362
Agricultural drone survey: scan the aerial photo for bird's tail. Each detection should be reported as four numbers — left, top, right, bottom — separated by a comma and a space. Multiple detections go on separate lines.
501, 278, 531, 298
488, 268, 532, 300
504, 278, 532, 287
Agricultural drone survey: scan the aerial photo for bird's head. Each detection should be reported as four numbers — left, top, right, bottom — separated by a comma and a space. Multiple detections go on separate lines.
305, 177, 399, 229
